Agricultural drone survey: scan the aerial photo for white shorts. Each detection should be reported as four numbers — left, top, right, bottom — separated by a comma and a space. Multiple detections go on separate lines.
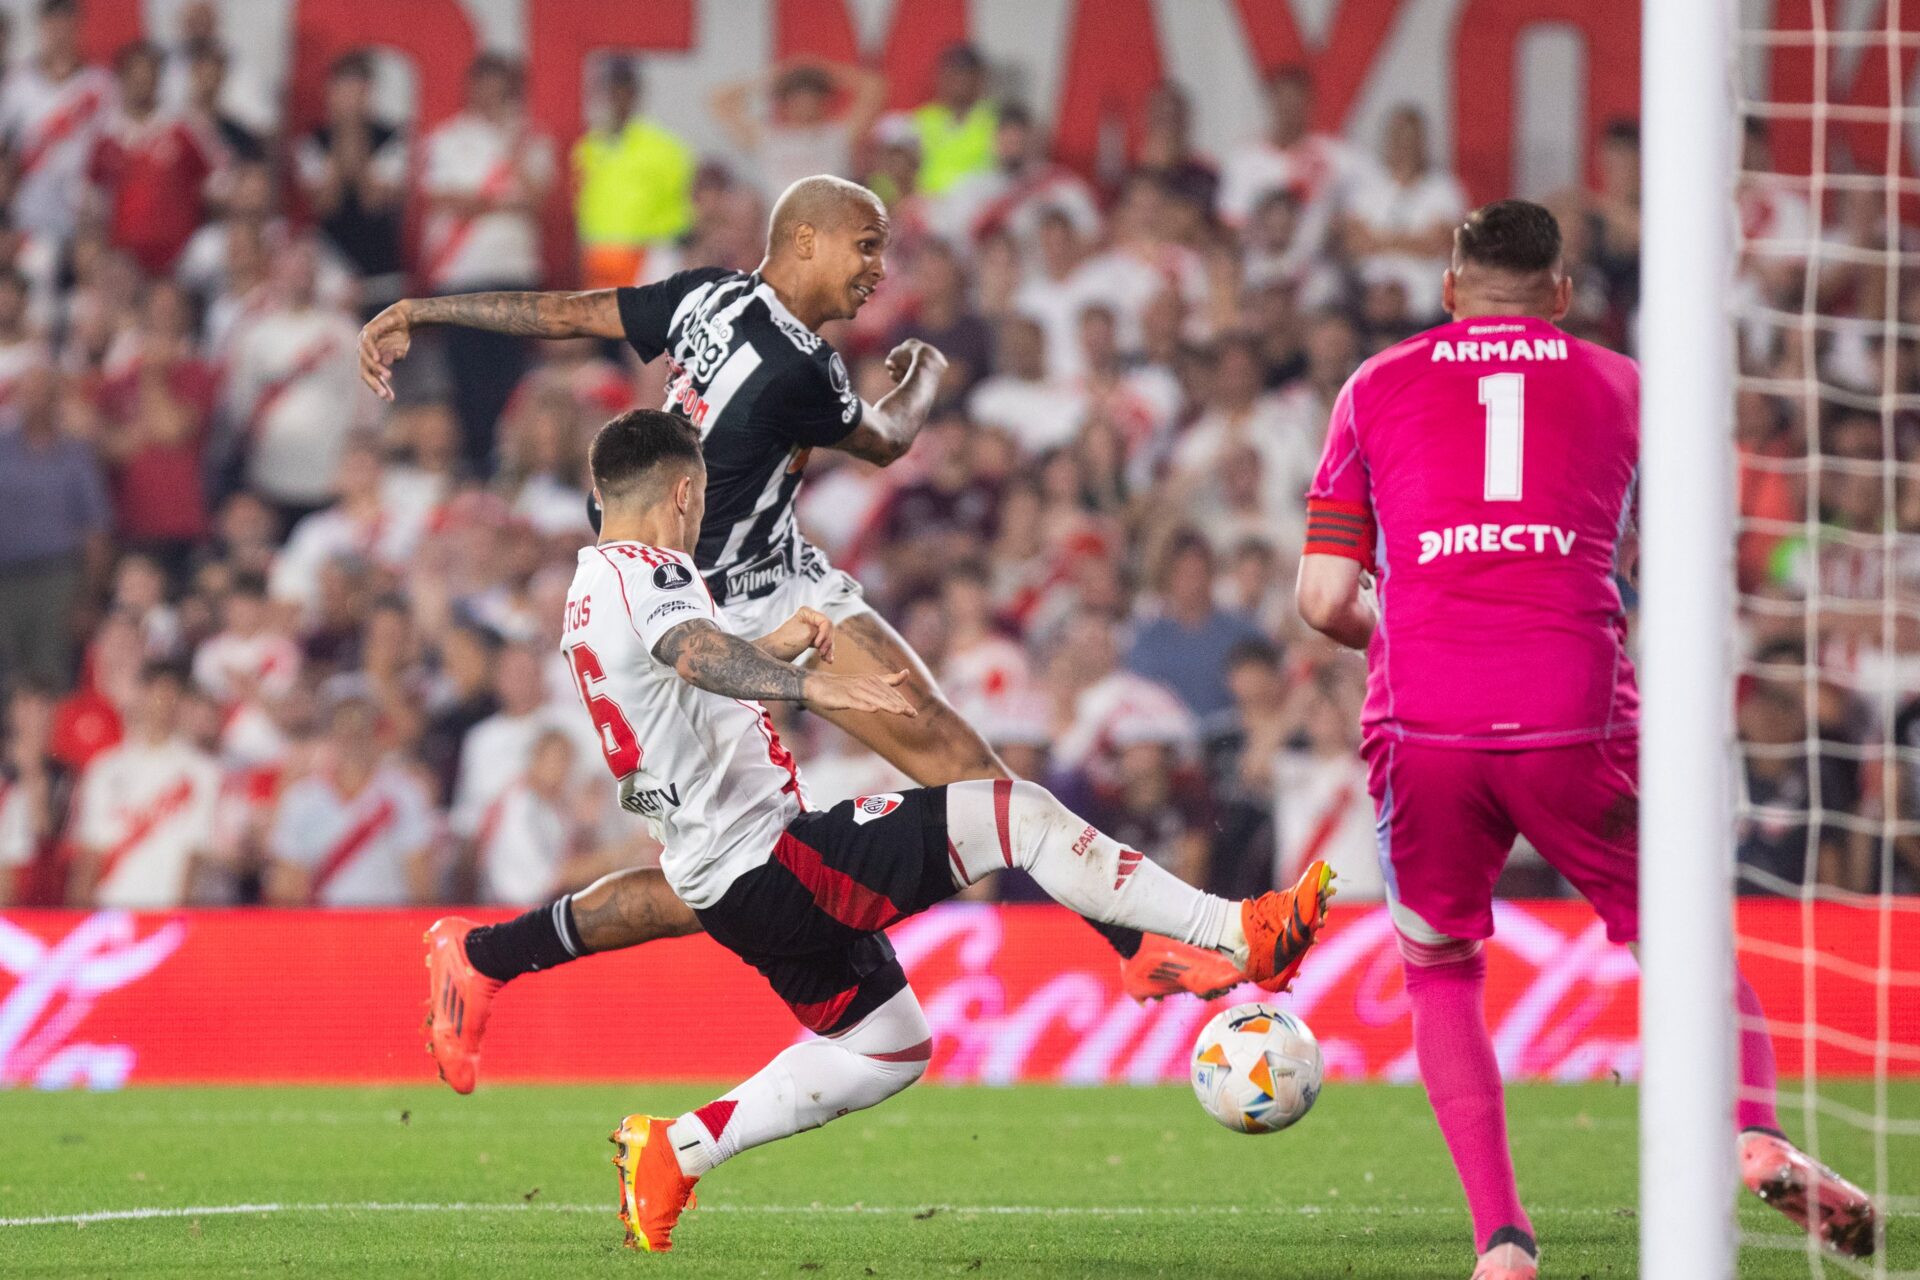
713, 541, 873, 641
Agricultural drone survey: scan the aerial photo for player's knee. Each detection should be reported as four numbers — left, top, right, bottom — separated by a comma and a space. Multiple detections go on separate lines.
842, 991, 932, 1089
870, 1048, 930, 1091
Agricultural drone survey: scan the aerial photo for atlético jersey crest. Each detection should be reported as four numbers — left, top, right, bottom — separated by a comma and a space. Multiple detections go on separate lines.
851, 793, 903, 825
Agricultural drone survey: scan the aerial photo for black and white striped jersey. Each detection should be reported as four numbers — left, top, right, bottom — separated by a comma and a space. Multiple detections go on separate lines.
614, 268, 863, 606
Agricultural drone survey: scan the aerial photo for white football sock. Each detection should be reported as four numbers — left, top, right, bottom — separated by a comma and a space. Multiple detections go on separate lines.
945, 779, 1237, 955
666, 987, 931, 1177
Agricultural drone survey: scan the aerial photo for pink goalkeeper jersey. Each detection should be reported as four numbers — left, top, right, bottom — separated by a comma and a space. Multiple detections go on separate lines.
1305, 315, 1640, 748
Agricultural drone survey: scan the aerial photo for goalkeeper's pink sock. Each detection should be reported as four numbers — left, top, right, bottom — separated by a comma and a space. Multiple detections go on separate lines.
1401, 934, 1533, 1253
1736, 970, 1782, 1133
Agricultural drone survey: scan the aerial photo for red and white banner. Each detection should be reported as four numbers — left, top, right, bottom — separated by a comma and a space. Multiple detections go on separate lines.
0, 900, 1913, 1089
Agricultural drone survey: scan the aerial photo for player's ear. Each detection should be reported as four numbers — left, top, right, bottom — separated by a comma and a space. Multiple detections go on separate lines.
674, 473, 695, 513
794, 221, 815, 260
1551, 273, 1572, 322
1441, 269, 1457, 317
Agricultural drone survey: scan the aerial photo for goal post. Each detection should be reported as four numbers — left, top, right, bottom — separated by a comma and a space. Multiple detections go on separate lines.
1639, 0, 1739, 1276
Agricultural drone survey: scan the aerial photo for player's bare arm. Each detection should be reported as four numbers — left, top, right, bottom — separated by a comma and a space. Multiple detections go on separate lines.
653, 618, 914, 716
832, 339, 948, 466
1296, 553, 1378, 651
358, 291, 625, 399
754, 607, 836, 664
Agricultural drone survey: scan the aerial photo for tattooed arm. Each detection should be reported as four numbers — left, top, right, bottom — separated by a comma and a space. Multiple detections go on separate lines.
358, 290, 624, 398
652, 619, 916, 716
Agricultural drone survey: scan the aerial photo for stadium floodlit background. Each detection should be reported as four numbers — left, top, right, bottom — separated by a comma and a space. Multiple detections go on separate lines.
0, 0, 1915, 1276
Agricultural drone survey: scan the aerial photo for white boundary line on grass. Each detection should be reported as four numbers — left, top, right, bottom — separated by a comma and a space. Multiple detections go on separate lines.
0, 1201, 1640, 1228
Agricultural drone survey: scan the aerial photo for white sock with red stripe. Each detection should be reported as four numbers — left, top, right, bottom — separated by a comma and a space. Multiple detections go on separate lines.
665, 987, 932, 1177
944, 779, 1236, 957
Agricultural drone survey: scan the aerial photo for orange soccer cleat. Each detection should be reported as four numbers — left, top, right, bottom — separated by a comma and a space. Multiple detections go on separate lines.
611, 1114, 700, 1251
1239, 860, 1337, 992
1741, 1129, 1877, 1257
1120, 935, 1247, 1003
422, 917, 502, 1095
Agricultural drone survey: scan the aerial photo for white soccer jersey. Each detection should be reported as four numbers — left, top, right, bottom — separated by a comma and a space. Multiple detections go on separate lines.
74, 738, 221, 909
0, 64, 114, 241
269, 765, 433, 907
562, 540, 804, 909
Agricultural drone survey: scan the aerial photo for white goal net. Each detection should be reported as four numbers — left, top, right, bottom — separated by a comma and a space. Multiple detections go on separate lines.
1729, 0, 1920, 1273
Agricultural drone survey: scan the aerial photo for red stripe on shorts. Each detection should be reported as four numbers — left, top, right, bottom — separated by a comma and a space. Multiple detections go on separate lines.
947, 839, 968, 886
772, 830, 904, 931
993, 779, 1013, 867
789, 984, 859, 1034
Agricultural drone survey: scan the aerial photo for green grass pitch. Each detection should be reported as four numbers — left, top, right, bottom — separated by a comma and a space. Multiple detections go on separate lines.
1, 1082, 1913, 1278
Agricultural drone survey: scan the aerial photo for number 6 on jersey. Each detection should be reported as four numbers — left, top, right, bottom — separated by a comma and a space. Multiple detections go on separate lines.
1480, 372, 1524, 501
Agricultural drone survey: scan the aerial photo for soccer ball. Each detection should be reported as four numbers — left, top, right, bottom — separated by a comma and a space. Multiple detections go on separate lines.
1189, 1002, 1324, 1134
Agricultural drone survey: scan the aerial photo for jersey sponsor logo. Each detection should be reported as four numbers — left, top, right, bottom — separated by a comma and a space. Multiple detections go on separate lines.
827, 352, 858, 424
652, 561, 693, 590
683, 305, 737, 383
646, 598, 700, 626
1417, 523, 1578, 564
724, 549, 790, 600
665, 366, 714, 429
851, 793, 903, 825
1430, 337, 1568, 363
618, 773, 683, 819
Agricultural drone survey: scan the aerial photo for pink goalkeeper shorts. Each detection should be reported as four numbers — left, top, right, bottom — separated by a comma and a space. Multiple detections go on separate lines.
1363, 734, 1641, 944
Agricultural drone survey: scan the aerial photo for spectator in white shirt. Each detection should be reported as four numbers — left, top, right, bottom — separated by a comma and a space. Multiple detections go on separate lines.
1048, 610, 1198, 788
1218, 66, 1354, 264
1168, 335, 1319, 538
416, 54, 557, 469
224, 239, 366, 521
451, 642, 568, 843
1013, 206, 1093, 380
69, 661, 221, 908
0, 0, 113, 245
475, 727, 608, 905
1070, 175, 1215, 357
710, 58, 886, 200
967, 315, 1087, 456
1340, 105, 1466, 321
266, 696, 435, 907
193, 569, 300, 763
933, 103, 1102, 255
271, 434, 420, 620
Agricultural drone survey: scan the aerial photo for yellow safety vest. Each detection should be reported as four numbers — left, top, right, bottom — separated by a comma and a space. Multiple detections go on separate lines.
911, 101, 998, 196
572, 118, 695, 247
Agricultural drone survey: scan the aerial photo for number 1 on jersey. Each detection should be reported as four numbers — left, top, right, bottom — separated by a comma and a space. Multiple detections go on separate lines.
1480, 372, 1524, 501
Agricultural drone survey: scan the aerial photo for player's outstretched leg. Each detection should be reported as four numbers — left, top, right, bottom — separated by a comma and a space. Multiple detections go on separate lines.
810, 611, 1240, 1002
1732, 971, 1877, 1256
424, 872, 702, 1092
1396, 927, 1537, 1280
611, 987, 932, 1251
943, 778, 1335, 988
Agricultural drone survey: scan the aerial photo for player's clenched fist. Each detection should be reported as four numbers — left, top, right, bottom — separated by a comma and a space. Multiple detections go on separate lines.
800, 669, 917, 717
884, 338, 946, 383
358, 300, 413, 401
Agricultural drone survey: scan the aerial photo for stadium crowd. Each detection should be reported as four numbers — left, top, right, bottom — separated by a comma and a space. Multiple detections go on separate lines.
0, 0, 1905, 910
